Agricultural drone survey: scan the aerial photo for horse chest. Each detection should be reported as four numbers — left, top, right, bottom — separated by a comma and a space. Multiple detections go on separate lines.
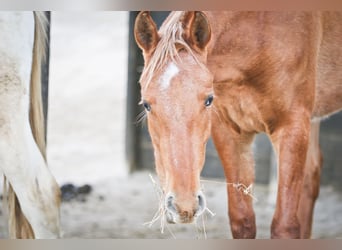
214, 84, 265, 133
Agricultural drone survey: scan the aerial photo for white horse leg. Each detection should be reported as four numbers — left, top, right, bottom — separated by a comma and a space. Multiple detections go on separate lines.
0, 12, 60, 238
0, 122, 61, 238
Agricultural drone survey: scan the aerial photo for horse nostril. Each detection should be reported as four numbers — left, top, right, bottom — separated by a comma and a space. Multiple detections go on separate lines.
166, 194, 177, 213
196, 192, 206, 215
165, 193, 177, 223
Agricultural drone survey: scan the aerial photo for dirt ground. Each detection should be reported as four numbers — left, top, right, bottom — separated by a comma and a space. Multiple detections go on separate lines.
0, 12, 342, 239
58, 173, 342, 239
3, 173, 342, 239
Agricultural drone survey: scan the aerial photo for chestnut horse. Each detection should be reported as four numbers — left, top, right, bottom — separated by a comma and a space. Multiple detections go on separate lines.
0, 12, 60, 238
134, 11, 342, 238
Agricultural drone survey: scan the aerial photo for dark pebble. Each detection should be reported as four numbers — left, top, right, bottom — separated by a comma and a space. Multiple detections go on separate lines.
61, 183, 77, 194
60, 183, 93, 202
77, 184, 92, 194
60, 183, 77, 201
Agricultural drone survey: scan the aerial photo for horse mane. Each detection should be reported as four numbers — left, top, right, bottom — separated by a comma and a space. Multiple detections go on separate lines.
140, 11, 202, 89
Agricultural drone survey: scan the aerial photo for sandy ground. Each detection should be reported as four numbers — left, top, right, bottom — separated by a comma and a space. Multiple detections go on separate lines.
0, 12, 342, 239
55, 173, 342, 239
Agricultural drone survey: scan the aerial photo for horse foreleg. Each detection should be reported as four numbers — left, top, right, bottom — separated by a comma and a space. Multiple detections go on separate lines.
212, 120, 256, 239
270, 114, 311, 238
0, 121, 60, 239
297, 121, 322, 238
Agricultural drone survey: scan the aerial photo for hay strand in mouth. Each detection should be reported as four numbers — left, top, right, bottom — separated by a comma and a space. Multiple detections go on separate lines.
144, 174, 217, 239
144, 174, 257, 238
143, 174, 176, 238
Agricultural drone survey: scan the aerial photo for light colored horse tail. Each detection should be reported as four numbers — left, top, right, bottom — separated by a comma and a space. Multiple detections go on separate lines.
29, 11, 48, 158
5, 11, 48, 239
5, 180, 35, 238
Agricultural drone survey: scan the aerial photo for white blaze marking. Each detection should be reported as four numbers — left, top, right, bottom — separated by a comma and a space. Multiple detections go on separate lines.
160, 62, 179, 90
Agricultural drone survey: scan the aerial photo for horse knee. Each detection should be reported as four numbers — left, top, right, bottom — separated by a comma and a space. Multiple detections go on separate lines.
271, 216, 300, 238
229, 212, 256, 238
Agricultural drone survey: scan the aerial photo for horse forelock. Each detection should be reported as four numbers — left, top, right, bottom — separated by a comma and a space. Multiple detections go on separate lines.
140, 11, 203, 91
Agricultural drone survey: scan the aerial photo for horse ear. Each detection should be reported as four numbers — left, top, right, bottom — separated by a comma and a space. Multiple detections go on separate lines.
134, 11, 160, 54
182, 11, 211, 51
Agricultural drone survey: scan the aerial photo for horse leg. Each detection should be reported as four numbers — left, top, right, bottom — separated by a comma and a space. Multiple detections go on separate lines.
270, 113, 311, 238
297, 121, 322, 238
212, 119, 256, 238
0, 118, 61, 238
0, 58, 60, 238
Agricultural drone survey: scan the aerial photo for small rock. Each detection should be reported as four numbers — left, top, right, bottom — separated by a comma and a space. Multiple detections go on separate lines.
77, 184, 92, 195
60, 183, 93, 202
60, 183, 77, 201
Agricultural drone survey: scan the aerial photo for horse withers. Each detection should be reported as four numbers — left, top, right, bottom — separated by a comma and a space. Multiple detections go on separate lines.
0, 12, 60, 238
134, 11, 342, 238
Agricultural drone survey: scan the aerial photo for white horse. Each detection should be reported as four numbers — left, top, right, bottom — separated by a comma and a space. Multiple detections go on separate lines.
0, 11, 60, 238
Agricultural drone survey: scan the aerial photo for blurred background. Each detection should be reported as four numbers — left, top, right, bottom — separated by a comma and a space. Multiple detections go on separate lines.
48, 12, 128, 184
0, 11, 341, 238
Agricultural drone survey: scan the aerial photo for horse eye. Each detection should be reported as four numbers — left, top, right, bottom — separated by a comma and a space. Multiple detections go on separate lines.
143, 101, 151, 112
204, 95, 214, 107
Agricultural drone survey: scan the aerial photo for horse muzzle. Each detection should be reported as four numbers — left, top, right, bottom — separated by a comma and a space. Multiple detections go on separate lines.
164, 191, 206, 224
